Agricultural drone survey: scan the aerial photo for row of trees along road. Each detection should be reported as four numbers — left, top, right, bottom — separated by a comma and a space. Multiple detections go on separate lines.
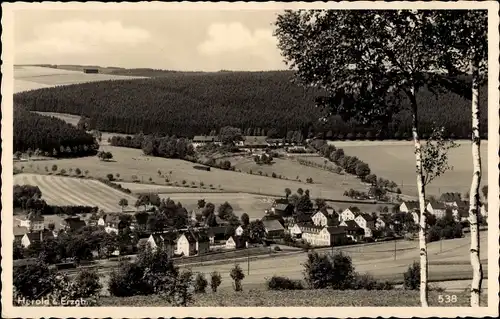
275, 9, 486, 307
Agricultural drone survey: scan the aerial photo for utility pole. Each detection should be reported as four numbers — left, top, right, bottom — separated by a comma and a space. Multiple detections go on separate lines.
394, 239, 397, 260
247, 248, 250, 275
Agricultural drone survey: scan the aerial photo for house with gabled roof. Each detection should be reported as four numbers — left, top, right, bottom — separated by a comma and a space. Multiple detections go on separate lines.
225, 235, 248, 250
21, 230, 54, 248
339, 220, 364, 242
145, 232, 176, 257
426, 201, 448, 219
241, 136, 269, 150
192, 135, 222, 148
207, 226, 230, 244
61, 217, 86, 232
177, 230, 210, 256
312, 211, 338, 227
400, 201, 420, 213
262, 219, 285, 239
340, 208, 358, 222
300, 224, 347, 247
16, 214, 45, 232
354, 213, 376, 238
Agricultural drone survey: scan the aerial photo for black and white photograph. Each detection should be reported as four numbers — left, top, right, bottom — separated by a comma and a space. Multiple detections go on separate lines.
1, 1, 499, 318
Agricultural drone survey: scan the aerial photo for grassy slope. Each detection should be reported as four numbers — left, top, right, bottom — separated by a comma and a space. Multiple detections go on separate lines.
98, 290, 487, 307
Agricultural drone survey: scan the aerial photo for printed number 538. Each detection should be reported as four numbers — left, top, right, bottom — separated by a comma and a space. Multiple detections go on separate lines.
438, 295, 457, 303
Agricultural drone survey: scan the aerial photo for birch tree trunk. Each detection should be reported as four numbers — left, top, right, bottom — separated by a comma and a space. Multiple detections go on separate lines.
409, 87, 429, 307
469, 61, 483, 307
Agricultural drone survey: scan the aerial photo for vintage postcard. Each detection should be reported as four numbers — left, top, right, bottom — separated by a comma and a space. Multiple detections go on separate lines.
1, 1, 499, 318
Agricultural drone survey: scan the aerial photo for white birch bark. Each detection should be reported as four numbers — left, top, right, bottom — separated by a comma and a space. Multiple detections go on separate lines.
409, 87, 429, 307
469, 61, 483, 307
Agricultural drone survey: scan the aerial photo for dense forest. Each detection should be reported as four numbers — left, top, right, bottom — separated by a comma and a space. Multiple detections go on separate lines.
14, 107, 99, 157
14, 71, 488, 139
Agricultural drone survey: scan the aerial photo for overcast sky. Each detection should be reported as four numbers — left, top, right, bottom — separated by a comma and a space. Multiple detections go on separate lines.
14, 10, 289, 71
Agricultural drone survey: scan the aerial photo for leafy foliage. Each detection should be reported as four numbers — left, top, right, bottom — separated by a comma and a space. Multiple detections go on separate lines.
403, 262, 421, 290
230, 264, 245, 292
421, 127, 459, 186
14, 71, 486, 139
266, 276, 304, 290
14, 106, 99, 157
210, 271, 222, 293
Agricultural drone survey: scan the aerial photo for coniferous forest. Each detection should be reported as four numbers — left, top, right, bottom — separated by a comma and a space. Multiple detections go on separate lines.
13, 106, 99, 157
14, 71, 488, 139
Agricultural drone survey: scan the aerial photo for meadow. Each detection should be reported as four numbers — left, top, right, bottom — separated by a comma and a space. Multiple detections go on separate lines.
334, 140, 489, 196
13, 173, 137, 212
13, 145, 370, 202
98, 290, 487, 307
14, 65, 145, 93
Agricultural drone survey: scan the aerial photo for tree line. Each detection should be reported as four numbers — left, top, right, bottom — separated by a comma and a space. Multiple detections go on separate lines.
14, 70, 487, 139
14, 106, 98, 157
109, 134, 195, 160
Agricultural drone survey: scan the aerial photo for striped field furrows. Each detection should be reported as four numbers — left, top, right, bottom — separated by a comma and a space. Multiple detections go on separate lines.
13, 174, 138, 212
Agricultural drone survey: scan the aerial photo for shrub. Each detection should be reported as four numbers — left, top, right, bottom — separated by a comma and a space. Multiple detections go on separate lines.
230, 264, 245, 292
194, 273, 208, 293
272, 172, 277, 178
266, 276, 304, 290
403, 261, 420, 290
60, 169, 67, 175
149, 177, 153, 182
74, 268, 102, 298
351, 273, 377, 290
210, 271, 222, 293
182, 180, 187, 185
106, 173, 114, 181
303, 251, 354, 290
45, 166, 49, 172
75, 168, 82, 175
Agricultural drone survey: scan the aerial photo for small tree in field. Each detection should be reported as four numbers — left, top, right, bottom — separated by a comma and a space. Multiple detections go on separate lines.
210, 271, 222, 293
84, 170, 89, 176
107, 174, 114, 181
51, 164, 58, 172
230, 264, 245, 292
194, 273, 208, 293
118, 198, 128, 212
75, 168, 82, 176
403, 261, 420, 290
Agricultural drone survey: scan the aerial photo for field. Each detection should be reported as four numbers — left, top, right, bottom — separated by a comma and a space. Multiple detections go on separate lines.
177, 232, 488, 290
13, 173, 138, 212
97, 290, 487, 307
14, 65, 145, 93
331, 140, 489, 196
156, 192, 276, 220
13, 145, 371, 202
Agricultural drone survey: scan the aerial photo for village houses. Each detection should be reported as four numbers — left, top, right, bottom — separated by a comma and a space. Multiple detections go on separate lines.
21, 230, 54, 248
176, 230, 210, 257
16, 213, 45, 232
339, 207, 358, 222
354, 213, 376, 238
339, 220, 365, 242
426, 201, 448, 219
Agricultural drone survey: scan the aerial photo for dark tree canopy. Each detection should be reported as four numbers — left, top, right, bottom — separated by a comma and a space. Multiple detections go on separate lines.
14, 70, 486, 140
14, 107, 98, 157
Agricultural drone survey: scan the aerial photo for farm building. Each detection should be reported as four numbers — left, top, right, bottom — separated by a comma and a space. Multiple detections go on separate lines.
83, 68, 99, 74
399, 201, 420, 213
225, 236, 247, 249
339, 220, 364, 242
262, 219, 285, 239
300, 225, 347, 247
16, 214, 45, 232
241, 136, 269, 150
192, 136, 222, 148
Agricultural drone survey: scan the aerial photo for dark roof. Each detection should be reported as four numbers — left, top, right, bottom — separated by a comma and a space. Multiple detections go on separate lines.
294, 213, 313, 223
403, 201, 420, 210
429, 201, 447, 210
193, 135, 220, 143
457, 208, 469, 218
262, 219, 284, 232
358, 213, 374, 222
152, 232, 176, 245
325, 226, 346, 235
243, 136, 268, 146
274, 198, 289, 205
299, 224, 323, 234
25, 230, 54, 244
137, 238, 149, 247
182, 230, 209, 243
275, 203, 293, 211
207, 226, 228, 237
13, 226, 29, 236
342, 220, 362, 230
65, 218, 86, 231
104, 214, 121, 224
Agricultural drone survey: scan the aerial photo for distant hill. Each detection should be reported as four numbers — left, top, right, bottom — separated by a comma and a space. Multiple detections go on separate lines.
13, 70, 488, 139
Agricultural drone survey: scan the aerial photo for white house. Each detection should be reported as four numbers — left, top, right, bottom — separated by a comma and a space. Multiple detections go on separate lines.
17, 214, 45, 232
192, 136, 222, 148
300, 225, 346, 247
340, 208, 357, 222
21, 230, 54, 248
289, 223, 303, 238
399, 201, 420, 213
146, 233, 176, 257
426, 202, 448, 219
99, 214, 124, 234
411, 211, 420, 224
225, 236, 247, 249
177, 231, 210, 257
312, 211, 329, 227
354, 214, 375, 238
235, 225, 245, 236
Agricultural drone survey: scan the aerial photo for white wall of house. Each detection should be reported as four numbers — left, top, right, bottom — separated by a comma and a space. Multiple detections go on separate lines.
302, 229, 331, 247
427, 203, 446, 218
399, 203, 410, 213
340, 209, 356, 222
225, 237, 236, 249
18, 219, 44, 231
105, 226, 118, 234
97, 218, 106, 226
21, 234, 36, 248
312, 212, 328, 227
290, 224, 302, 237
235, 226, 244, 236
375, 218, 385, 230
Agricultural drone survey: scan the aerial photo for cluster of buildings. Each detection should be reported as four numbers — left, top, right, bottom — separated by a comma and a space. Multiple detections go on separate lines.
192, 135, 306, 152
400, 199, 488, 223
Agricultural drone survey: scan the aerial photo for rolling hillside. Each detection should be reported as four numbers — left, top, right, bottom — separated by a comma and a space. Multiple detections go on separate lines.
14, 68, 488, 139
